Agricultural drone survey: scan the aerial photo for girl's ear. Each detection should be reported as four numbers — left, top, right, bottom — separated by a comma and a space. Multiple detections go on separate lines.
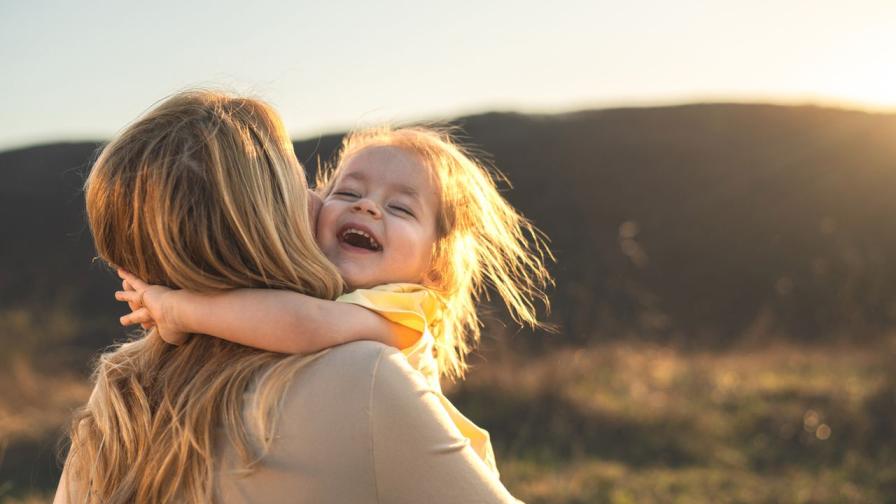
422, 244, 444, 288
421, 270, 438, 288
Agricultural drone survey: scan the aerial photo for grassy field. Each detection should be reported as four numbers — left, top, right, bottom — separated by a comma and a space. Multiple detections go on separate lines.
450, 340, 896, 503
2, 339, 894, 503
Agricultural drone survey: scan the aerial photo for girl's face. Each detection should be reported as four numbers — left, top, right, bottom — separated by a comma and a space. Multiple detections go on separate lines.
316, 146, 440, 290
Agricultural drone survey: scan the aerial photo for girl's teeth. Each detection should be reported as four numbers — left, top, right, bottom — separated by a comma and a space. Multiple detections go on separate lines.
342, 228, 380, 250
343, 228, 369, 238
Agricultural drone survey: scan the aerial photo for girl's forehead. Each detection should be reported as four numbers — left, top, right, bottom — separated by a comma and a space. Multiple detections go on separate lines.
343, 145, 421, 171
340, 146, 438, 193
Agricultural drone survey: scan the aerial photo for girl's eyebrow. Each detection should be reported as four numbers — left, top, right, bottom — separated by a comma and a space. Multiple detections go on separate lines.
342, 172, 367, 183
342, 171, 423, 205
392, 184, 426, 211
393, 184, 420, 199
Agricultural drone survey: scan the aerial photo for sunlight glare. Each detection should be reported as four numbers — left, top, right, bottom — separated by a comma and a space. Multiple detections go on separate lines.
823, 25, 896, 109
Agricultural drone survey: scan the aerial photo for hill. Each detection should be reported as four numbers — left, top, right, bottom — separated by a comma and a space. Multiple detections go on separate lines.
3, 103, 896, 371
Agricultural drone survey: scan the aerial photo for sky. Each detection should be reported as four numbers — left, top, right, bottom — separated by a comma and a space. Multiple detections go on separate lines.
1, 0, 894, 151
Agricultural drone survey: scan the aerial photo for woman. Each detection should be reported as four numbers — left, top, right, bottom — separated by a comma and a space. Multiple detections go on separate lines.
55, 90, 520, 503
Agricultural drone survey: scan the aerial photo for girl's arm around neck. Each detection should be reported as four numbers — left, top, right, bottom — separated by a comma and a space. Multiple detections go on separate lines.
114, 269, 420, 353
171, 288, 416, 353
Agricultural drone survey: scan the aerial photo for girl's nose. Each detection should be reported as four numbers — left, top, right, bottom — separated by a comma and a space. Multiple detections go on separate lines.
353, 198, 381, 217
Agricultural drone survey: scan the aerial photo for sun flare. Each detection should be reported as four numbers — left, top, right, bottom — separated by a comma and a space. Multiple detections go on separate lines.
822, 25, 896, 109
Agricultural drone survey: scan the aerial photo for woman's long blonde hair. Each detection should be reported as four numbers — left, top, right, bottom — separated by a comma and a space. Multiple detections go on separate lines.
66, 90, 344, 503
318, 126, 554, 381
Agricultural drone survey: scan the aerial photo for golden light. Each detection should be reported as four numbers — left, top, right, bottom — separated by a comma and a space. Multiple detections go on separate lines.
821, 24, 896, 109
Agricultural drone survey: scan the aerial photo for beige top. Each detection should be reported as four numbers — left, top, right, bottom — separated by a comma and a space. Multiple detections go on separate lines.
213, 341, 520, 503
336, 283, 498, 477
56, 341, 519, 503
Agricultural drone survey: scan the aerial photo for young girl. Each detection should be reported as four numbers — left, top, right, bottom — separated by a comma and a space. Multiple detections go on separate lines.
115, 125, 553, 476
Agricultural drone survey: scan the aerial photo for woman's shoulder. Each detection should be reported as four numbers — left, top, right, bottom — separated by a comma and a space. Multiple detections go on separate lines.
276, 341, 414, 402
220, 341, 407, 502
276, 341, 394, 385
318, 341, 425, 384
272, 342, 427, 428
319, 340, 427, 388
321, 339, 398, 365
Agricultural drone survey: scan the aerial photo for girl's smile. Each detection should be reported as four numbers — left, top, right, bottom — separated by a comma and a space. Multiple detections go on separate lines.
316, 146, 440, 290
338, 222, 383, 252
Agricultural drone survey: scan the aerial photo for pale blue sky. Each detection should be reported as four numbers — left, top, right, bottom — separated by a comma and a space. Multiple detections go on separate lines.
2, 0, 894, 150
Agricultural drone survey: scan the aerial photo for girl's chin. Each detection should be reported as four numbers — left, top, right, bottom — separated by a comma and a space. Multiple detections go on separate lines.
339, 271, 379, 291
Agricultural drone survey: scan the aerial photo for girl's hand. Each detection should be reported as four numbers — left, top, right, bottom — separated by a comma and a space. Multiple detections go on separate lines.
114, 269, 190, 345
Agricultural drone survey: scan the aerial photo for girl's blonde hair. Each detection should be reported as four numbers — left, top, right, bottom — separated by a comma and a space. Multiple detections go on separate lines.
68, 90, 344, 503
318, 126, 553, 380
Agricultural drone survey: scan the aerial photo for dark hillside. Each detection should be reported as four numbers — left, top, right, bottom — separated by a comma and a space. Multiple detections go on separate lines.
0, 142, 112, 365
1, 142, 100, 307
3, 103, 896, 372
297, 104, 896, 346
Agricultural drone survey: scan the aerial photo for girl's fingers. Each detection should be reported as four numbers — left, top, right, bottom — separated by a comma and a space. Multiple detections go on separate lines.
115, 284, 140, 311
120, 307, 152, 326
114, 290, 142, 303
115, 290, 145, 312
117, 268, 148, 291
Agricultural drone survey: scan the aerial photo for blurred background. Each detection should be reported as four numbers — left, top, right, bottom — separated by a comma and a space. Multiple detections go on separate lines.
2, 1, 895, 502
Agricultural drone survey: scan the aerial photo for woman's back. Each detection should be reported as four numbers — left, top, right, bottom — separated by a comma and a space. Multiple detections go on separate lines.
60, 90, 520, 503
215, 341, 518, 504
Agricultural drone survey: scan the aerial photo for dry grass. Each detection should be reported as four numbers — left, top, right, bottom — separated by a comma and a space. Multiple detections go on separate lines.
0, 357, 90, 444
449, 339, 896, 503
3, 340, 895, 503
0, 357, 90, 504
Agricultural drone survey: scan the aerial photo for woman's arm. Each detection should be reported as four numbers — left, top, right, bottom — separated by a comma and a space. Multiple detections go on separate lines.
370, 348, 522, 503
116, 269, 419, 353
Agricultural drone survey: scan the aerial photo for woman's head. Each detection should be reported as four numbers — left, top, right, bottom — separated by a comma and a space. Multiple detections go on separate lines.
86, 90, 342, 296
69, 90, 343, 503
317, 126, 554, 380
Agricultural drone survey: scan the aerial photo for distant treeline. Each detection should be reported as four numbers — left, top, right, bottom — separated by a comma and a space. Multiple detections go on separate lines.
3, 103, 896, 370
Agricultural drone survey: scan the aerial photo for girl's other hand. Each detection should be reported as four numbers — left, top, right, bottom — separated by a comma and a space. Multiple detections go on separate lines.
114, 269, 189, 345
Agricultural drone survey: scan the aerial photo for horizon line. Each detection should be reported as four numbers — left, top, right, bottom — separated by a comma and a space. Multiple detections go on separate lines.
3, 97, 894, 154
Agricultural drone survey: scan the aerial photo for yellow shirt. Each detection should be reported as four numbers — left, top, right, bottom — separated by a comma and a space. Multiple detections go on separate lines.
337, 283, 499, 478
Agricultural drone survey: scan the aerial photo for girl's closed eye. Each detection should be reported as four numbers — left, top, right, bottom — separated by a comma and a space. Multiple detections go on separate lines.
389, 204, 415, 217
333, 190, 360, 198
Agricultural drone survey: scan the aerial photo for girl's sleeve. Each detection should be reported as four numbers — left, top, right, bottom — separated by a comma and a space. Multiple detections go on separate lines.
336, 284, 436, 334
369, 348, 523, 504
337, 284, 441, 389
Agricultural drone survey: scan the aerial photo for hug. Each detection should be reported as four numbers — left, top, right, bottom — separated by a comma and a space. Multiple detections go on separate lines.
55, 90, 551, 503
